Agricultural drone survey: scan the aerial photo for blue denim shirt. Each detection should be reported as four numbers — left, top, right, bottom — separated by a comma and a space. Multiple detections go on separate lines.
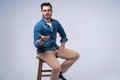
34, 18, 68, 53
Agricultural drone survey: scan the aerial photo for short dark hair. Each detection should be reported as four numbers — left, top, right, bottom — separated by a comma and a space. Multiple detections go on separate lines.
41, 2, 52, 10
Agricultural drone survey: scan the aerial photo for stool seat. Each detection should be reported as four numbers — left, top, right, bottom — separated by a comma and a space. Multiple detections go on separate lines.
36, 56, 52, 80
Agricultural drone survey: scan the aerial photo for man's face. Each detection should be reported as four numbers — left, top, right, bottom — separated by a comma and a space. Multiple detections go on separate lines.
41, 6, 52, 19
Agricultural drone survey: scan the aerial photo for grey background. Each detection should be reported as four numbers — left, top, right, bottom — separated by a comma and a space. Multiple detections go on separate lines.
0, 0, 120, 80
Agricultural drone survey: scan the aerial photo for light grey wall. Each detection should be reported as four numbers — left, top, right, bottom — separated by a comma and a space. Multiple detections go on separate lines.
0, 0, 120, 80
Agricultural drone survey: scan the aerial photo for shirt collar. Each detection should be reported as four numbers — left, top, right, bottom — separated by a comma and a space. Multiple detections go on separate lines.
41, 18, 53, 25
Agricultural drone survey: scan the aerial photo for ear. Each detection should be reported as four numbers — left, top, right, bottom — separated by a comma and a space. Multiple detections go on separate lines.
51, 9, 53, 13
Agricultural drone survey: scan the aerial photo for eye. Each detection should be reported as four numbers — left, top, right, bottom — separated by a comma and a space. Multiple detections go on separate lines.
43, 10, 47, 12
48, 9, 51, 11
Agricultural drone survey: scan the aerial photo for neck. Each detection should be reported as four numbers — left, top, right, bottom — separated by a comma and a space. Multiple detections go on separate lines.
44, 18, 51, 23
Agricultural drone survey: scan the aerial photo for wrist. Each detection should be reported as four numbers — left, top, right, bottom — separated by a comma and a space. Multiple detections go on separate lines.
61, 43, 65, 46
41, 38, 44, 41
38, 39, 44, 46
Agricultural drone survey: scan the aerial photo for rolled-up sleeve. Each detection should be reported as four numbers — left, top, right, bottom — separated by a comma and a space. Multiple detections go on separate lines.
57, 22, 68, 43
34, 24, 42, 48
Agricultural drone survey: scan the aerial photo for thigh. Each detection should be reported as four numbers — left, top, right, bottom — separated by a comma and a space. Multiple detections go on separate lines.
56, 48, 79, 59
38, 51, 60, 69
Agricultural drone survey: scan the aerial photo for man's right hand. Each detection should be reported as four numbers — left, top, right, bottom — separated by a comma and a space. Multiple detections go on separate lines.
39, 34, 50, 41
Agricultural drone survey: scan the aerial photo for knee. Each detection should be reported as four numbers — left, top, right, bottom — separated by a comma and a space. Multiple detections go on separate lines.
74, 52, 80, 60
52, 65, 61, 73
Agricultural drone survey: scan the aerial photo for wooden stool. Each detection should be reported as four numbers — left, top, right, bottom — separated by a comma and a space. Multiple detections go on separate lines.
36, 56, 52, 80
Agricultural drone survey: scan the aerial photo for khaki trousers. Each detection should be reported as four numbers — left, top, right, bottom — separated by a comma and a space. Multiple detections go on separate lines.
37, 48, 80, 80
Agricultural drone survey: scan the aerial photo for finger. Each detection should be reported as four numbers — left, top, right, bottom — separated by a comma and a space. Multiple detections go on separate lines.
39, 34, 44, 38
44, 36, 50, 38
46, 36, 50, 39
39, 34, 42, 37
47, 36, 50, 38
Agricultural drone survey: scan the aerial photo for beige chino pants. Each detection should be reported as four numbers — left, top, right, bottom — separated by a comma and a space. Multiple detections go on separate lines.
38, 48, 80, 80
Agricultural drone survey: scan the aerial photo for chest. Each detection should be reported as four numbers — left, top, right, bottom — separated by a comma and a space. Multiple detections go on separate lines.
42, 23, 58, 36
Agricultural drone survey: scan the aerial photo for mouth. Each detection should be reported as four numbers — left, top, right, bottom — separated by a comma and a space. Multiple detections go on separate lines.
45, 15, 49, 17
45, 14, 50, 16
44, 15, 50, 19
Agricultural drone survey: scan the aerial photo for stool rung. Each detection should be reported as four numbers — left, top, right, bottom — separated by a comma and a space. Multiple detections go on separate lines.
42, 74, 51, 77
42, 70, 52, 72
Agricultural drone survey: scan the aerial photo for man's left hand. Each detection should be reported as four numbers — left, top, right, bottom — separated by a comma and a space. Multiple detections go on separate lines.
59, 43, 65, 50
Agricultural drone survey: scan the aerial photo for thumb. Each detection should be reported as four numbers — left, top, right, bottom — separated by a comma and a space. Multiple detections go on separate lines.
39, 34, 44, 38
39, 34, 42, 37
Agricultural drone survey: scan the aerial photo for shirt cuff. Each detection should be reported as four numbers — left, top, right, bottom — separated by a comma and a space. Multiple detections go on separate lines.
60, 38, 68, 43
34, 40, 40, 48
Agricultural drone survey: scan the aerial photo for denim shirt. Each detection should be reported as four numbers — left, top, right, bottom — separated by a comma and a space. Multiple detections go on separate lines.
34, 18, 68, 53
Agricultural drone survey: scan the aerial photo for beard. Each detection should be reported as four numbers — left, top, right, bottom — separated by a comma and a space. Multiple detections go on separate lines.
43, 14, 52, 20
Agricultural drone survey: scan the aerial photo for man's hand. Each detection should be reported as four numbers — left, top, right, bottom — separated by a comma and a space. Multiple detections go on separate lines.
39, 34, 50, 41
38, 34, 50, 46
59, 43, 65, 50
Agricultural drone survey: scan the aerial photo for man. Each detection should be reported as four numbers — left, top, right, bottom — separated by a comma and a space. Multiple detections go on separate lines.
34, 2, 80, 80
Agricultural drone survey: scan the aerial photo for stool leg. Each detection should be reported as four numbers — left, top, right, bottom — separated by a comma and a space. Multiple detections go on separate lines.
37, 59, 43, 80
